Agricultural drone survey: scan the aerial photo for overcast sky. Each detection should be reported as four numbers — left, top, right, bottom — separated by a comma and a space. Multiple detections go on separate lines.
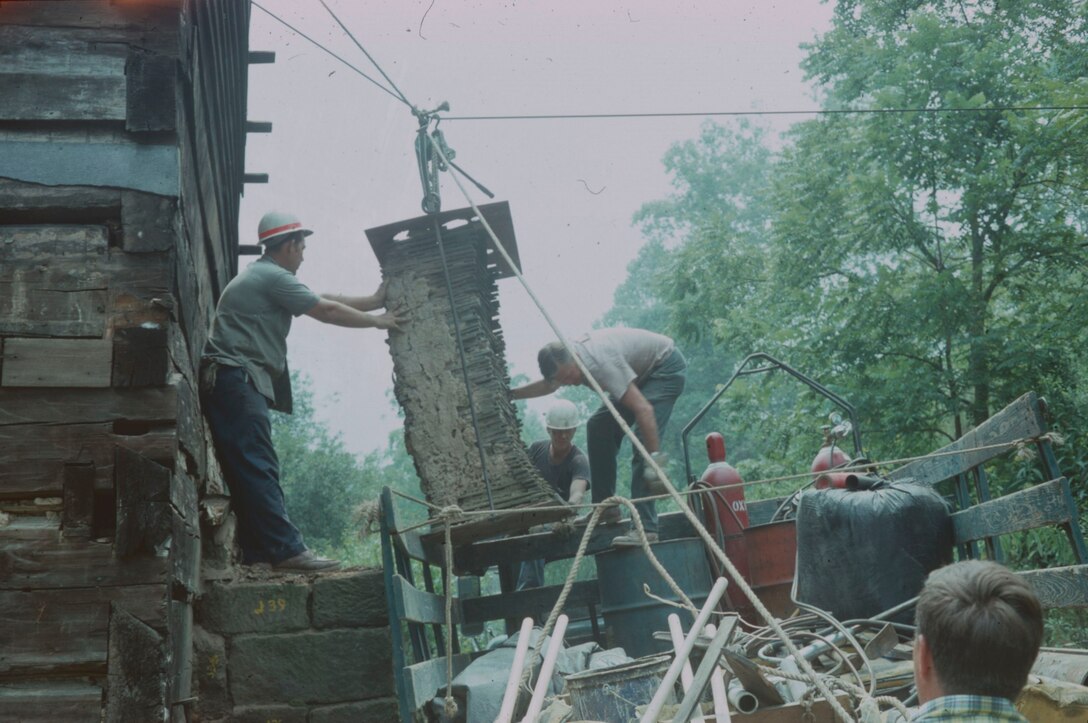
240, 0, 835, 456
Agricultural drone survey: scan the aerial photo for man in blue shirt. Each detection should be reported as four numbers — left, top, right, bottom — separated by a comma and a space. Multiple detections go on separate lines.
911, 560, 1042, 721
202, 211, 401, 572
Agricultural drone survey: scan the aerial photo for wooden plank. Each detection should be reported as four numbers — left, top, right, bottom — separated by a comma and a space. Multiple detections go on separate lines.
889, 392, 1046, 486
404, 654, 473, 712
392, 573, 460, 626
0, 422, 175, 498
126, 48, 176, 132
952, 478, 1071, 544
0, 585, 164, 676
0, 681, 102, 722
0, 139, 179, 197
112, 327, 169, 387
1019, 566, 1088, 609
115, 447, 172, 559
0, 386, 176, 426
460, 580, 599, 625
0, 535, 167, 590
62, 463, 96, 539
1, 339, 112, 387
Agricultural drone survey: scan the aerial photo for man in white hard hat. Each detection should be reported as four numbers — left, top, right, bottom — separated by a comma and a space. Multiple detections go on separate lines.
512, 328, 686, 547
201, 211, 402, 572
516, 399, 590, 590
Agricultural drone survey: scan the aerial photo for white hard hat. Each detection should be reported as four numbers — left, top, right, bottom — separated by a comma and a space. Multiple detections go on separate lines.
257, 210, 313, 245
545, 399, 580, 430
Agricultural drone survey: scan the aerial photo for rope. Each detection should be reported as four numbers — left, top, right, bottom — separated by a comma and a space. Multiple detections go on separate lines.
438, 505, 463, 719
764, 663, 913, 722
316, 0, 413, 108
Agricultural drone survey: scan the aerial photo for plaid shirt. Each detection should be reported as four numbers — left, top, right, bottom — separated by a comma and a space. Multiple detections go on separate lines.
911, 695, 1027, 722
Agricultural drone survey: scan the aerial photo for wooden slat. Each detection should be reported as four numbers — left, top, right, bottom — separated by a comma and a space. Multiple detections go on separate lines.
391, 574, 459, 626
952, 478, 1071, 544
404, 654, 473, 712
0, 0, 178, 34
889, 392, 1046, 486
460, 580, 599, 625
0, 585, 164, 676
0, 179, 121, 221
1, 339, 112, 387
62, 463, 96, 539
1019, 566, 1088, 609
125, 48, 176, 132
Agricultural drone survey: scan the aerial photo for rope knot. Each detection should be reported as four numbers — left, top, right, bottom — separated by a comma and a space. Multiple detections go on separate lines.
437, 504, 464, 523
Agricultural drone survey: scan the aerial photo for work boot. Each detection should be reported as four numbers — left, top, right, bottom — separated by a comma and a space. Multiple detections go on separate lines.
574, 506, 622, 527
273, 550, 341, 572
611, 531, 658, 547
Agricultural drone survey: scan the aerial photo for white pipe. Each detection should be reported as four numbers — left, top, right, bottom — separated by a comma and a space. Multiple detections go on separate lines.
496, 618, 535, 723
703, 624, 732, 723
776, 656, 810, 702
667, 614, 695, 693
640, 577, 730, 723
519, 614, 569, 723
727, 678, 759, 714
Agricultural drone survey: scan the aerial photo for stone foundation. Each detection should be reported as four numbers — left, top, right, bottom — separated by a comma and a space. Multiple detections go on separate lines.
192, 570, 396, 721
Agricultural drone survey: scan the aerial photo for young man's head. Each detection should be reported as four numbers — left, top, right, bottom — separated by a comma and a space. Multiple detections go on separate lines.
543, 399, 580, 456
537, 341, 583, 386
913, 560, 1043, 703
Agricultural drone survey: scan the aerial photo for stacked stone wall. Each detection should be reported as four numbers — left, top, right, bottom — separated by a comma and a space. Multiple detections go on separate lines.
193, 570, 396, 722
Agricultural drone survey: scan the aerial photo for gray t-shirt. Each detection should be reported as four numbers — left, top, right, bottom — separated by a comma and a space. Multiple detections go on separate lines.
572, 328, 675, 399
527, 440, 590, 499
203, 257, 320, 403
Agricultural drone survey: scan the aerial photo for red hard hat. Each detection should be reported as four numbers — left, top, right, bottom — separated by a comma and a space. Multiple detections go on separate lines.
257, 210, 313, 245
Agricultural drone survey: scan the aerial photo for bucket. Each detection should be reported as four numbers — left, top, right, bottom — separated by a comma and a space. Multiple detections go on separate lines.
565, 655, 673, 723
597, 538, 713, 658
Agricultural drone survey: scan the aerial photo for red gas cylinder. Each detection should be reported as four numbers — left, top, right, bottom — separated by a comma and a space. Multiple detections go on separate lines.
811, 443, 850, 489
698, 433, 751, 594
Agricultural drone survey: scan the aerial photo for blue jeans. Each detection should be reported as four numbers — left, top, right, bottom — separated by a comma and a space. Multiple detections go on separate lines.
202, 365, 305, 565
587, 349, 687, 534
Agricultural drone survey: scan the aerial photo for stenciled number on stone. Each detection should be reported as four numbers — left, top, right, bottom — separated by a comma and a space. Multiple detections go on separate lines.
252, 597, 287, 615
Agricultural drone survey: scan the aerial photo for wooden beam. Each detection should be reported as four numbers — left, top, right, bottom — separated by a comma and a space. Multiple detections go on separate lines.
121, 191, 177, 253
0, 387, 177, 426
62, 463, 96, 540
1, 339, 112, 387
242, 173, 269, 184
0, 585, 164, 676
112, 327, 170, 387
105, 605, 166, 721
0, 535, 167, 590
245, 120, 272, 133
247, 51, 276, 64
0, 681, 103, 722
126, 48, 176, 132
115, 446, 172, 559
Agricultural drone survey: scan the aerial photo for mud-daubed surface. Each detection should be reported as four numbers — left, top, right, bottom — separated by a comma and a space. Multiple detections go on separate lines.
379, 219, 557, 514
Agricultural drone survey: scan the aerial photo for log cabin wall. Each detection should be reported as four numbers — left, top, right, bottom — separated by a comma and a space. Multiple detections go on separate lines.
0, 1, 252, 720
